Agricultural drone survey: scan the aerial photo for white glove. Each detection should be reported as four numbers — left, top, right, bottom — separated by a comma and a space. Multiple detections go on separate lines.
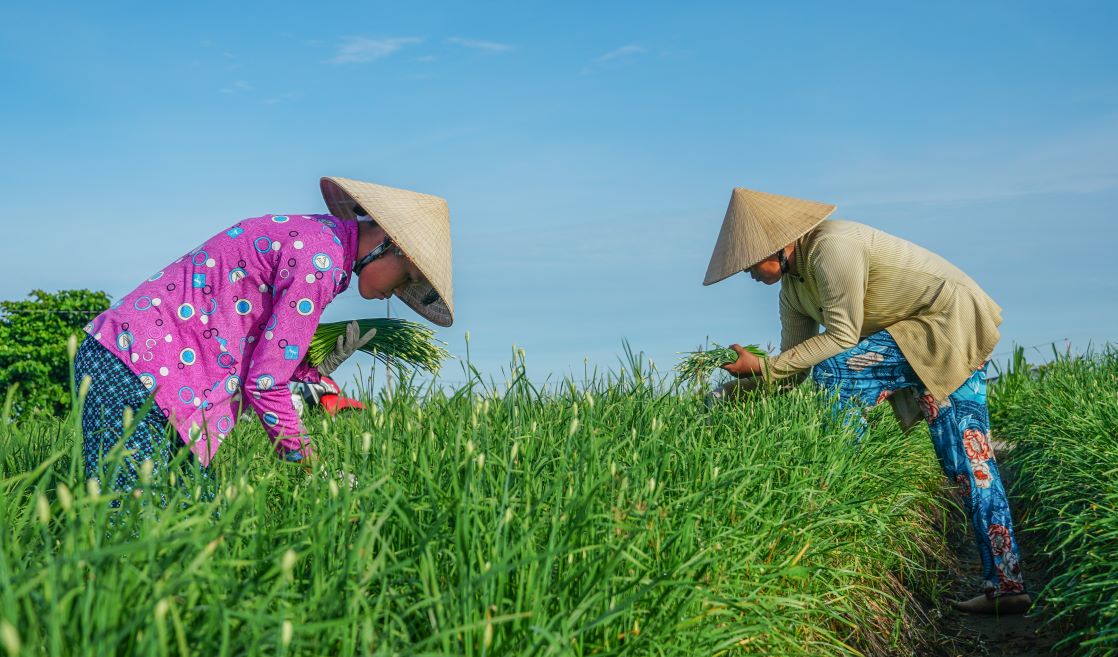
305, 468, 359, 490
318, 321, 376, 376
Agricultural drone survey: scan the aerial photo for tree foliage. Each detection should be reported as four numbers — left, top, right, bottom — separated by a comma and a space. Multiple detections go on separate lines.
0, 289, 111, 416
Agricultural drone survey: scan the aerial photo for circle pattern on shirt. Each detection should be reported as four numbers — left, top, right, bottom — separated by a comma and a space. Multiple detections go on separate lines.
257, 374, 275, 391
295, 298, 314, 316
180, 348, 197, 366
235, 299, 253, 315
116, 331, 134, 351
177, 303, 194, 320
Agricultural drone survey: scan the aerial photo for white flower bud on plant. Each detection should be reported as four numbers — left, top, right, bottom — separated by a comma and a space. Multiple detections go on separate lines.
57, 484, 73, 511
281, 549, 297, 581
0, 620, 20, 656
35, 495, 50, 525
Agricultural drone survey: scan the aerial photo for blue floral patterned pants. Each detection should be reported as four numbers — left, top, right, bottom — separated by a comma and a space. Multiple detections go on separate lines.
811, 330, 1026, 598
75, 336, 213, 506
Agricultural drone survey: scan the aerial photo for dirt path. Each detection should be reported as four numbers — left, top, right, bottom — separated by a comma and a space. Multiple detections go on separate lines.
930, 440, 1068, 657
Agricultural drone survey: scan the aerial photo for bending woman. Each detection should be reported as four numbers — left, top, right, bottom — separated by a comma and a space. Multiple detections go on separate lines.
703, 187, 1028, 615
77, 177, 453, 496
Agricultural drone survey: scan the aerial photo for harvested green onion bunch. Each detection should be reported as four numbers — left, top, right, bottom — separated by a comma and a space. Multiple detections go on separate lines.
674, 343, 767, 385
310, 318, 449, 373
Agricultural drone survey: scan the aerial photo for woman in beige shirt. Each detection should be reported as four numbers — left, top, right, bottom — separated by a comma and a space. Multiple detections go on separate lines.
704, 187, 1029, 615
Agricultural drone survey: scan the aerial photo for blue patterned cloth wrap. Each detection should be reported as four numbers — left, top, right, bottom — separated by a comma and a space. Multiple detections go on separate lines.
811, 330, 1026, 597
74, 335, 213, 505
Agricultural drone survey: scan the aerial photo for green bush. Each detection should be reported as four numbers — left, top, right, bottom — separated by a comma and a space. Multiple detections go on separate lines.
0, 289, 110, 416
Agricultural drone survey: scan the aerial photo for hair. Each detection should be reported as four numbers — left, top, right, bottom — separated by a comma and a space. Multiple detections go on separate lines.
352, 205, 379, 228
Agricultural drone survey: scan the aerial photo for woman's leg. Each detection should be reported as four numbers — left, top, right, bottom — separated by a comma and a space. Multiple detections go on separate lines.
809, 331, 921, 440
924, 365, 1027, 601
810, 334, 1028, 610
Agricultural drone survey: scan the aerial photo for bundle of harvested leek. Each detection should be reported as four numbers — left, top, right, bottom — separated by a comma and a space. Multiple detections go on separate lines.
310, 318, 449, 373
674, 344, 767, 385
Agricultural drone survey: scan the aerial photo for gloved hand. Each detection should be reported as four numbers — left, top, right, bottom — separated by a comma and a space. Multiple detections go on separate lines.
304, 467, 359, 491
317, 321, 377, 376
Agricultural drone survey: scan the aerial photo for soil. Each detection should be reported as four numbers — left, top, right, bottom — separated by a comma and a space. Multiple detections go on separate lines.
929, 440, 1073, 657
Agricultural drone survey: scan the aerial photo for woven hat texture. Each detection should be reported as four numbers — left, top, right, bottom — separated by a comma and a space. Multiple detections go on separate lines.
703, 187, 835, 285
321, 176, 454, 326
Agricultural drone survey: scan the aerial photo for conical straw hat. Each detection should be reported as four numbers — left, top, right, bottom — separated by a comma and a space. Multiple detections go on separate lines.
320, 176, 454, 326
703, 187, 836, 286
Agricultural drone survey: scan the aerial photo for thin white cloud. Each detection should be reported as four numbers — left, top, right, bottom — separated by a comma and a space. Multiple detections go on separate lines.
263, 92, 302, 105
330, 37, 421, 64
821, 114, 1118, 207
220, 80, 252, 94
446, 37, 513, 53
593, 44, 646, 64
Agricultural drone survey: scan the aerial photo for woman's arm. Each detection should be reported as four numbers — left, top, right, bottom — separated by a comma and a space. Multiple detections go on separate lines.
764, 235, 867, 381
242, 248, 342, 461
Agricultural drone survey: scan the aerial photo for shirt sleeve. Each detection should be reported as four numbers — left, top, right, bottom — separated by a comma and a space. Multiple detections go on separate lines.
242, 251, 339, 460
763, 286, 821, 381
763, 236, 867, 381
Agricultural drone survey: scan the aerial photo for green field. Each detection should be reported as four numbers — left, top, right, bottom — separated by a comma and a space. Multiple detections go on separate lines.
992, 348, 1118, 655
1, 350, 1115, 656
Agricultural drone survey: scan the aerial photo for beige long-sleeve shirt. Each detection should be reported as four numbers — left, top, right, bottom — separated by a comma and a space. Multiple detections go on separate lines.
765, 220, 1003, 403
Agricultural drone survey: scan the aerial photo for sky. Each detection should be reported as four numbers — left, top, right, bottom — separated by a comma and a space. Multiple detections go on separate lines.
1, 1, 1116, 388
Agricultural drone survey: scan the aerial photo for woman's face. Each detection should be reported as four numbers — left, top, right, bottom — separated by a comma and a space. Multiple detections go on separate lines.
748, 254, 784, 285
355, 223, 426, 300
358, 251, 424, 300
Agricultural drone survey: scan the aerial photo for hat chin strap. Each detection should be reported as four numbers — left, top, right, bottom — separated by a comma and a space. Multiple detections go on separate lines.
776, 248, 790, 274
776, 244, 805, 282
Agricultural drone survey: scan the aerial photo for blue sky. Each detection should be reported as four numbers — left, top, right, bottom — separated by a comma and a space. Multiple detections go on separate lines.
2, 1, 1116, 386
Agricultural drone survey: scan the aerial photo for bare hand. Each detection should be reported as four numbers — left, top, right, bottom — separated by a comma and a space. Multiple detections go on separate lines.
720, 344, 763, 378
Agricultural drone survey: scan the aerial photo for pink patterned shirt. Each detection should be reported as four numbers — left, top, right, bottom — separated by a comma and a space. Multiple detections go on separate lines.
85, 214, 359, 466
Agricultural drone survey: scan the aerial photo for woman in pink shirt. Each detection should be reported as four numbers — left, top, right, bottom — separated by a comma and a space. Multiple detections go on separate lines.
76, 177, 454, 500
